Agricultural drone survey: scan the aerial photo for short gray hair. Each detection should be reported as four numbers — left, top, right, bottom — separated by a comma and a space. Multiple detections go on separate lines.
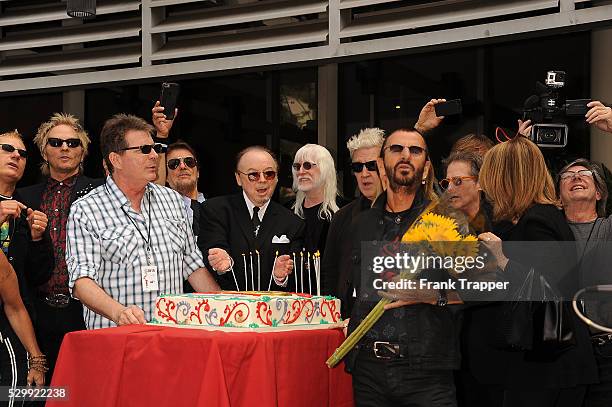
557, 158, 608, 217
346, 128, 385, 159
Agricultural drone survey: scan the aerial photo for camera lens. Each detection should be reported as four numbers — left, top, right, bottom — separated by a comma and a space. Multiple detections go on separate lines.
538, 128, 560, 143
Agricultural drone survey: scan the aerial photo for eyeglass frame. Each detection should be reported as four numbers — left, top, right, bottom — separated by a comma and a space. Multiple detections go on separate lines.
559, 169, 594, 180
439, 175, 478, 190
351, 160, 378, 173
0, 143, 28, 159
46, 137, 82, 149
292, 162, 317, 171
116, 143, 167, 154
237, 170, 277, 182
383, 144, 428, 157
167, 156, 197, 170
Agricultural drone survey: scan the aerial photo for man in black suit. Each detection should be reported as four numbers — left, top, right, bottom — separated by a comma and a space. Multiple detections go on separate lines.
322, 128, 384, 317
18, 113, 103, 377
198, 146, 304, 291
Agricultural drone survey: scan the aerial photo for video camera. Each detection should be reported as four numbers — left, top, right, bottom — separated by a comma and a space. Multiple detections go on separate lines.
522, 70, 590, 148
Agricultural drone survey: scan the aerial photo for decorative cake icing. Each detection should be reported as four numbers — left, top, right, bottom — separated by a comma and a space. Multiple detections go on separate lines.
152, 291, 342, 328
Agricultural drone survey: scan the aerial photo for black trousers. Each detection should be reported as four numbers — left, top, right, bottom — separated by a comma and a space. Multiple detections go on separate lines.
33, 298, 85, 380
501, 386, 586, 407
351, 350, 457, 407
0, 311, 29, 407
584, 342, 612, 407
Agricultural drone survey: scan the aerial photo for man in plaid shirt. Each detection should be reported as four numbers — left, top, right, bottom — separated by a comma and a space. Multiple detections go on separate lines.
66, 114, 219, 330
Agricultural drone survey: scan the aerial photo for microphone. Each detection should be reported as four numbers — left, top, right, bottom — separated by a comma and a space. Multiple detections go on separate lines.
523, 95, 540, 109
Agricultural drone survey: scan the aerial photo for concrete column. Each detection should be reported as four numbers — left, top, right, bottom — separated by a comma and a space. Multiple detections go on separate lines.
318, 63, 338, 158
590, 27, 612, 168
62, 90, 85, 121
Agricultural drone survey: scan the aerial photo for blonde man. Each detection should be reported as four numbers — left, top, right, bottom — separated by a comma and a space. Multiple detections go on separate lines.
18, 113, 103, 377
291, 144, 343, 257
322, 128, 384, 316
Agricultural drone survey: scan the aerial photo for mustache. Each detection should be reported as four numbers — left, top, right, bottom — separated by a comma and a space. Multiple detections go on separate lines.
394, 159, 414, 172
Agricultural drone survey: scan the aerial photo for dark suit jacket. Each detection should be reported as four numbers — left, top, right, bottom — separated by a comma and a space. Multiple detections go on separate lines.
321, 195, 371, 317
198, 194, 304, 291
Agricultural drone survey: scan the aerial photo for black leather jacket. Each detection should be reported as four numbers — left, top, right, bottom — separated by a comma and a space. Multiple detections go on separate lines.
345, 192, 463, 372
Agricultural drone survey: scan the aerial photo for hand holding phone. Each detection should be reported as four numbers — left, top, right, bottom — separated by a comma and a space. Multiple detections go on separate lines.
159, 82, 180, 120
434, 99, 462, 117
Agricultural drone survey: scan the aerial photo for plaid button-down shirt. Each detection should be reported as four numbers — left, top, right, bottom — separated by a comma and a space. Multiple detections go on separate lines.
66, 176, 205, 329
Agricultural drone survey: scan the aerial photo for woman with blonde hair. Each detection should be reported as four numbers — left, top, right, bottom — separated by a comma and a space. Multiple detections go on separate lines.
468, 136, 597, 407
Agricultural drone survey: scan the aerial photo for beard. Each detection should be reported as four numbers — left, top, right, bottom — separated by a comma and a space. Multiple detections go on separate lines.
172, 177, 197, 197
385, 159, 424, 192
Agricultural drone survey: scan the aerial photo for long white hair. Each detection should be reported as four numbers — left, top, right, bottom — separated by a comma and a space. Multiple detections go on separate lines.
292, 144, 339, 221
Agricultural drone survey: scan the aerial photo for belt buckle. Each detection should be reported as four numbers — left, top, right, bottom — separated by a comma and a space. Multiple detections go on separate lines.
373, 341, 393, 360
45, 294, 70, 308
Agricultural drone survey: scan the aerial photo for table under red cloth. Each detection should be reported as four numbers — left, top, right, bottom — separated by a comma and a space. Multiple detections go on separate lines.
48, 324, 354, 407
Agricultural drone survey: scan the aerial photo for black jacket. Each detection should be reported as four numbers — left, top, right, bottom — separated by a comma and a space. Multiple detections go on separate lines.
322, 194, 371, 317
17, 175, 104, 210
0, 191, 55, 320
198, 194, 305, 291
345, 192, 464, 372
466, 204, 598, 388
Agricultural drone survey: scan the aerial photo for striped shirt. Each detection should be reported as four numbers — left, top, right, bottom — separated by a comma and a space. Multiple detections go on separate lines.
66, 176, 205, 329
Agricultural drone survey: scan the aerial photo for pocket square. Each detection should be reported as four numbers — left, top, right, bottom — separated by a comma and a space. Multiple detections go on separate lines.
272, 235, 290, 244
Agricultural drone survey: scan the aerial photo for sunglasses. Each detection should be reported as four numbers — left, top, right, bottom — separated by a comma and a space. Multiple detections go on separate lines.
167, 156, 197, 170
439, 176, 478, 190
559, 169, 594, 180
238, 170, 277, 182
0, 144, 27, 159
351, 160, 378, 173
118, 143, 167, 154
47, 137, 82, 148
384, 144, 427, 156
292, 162, 317, 171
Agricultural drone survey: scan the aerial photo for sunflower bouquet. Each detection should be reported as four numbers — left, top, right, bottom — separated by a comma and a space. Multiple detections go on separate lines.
326, 209, 477, 368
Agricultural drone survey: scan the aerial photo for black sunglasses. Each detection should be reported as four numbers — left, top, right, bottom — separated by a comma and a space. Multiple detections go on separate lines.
47, 137, 82, 148
351, 160, 377, 173
384, 144, 426, 156
292, 161, 317, 171
0, 144, 27, 159
167, 156, 197, 170
118, 143, 167, 154
238, 170, 277, 182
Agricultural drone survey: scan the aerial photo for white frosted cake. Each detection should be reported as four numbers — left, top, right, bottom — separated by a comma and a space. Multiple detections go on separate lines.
152, 291, 342, 328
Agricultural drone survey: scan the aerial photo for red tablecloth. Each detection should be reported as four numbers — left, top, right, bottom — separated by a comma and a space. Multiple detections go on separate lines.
48, 325, 354, 407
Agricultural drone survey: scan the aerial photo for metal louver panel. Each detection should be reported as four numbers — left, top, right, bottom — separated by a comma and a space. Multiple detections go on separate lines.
0, 0, 140, 26
152, 20, 328, 61
340, 0, 559, 39
0, 44, 141, 76
0, 0, 611, 92
151, 0, 327, 34
0, 18, 141, 52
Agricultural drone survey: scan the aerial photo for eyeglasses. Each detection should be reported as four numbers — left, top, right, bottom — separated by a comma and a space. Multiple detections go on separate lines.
351, 160, 378, 173
292, 162, 317, 171
167, 156, 197, 170
118, 143, 167, 154
439, 176, 478, 190
238, 170, 277, 182
47, 138, 82, 148
384, 144, 427, 156
559, 169, 594, 180
0, 144, 27, 159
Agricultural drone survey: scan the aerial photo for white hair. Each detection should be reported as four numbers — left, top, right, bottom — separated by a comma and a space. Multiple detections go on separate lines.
346, 128, 385, 159
292, 144, 339, 221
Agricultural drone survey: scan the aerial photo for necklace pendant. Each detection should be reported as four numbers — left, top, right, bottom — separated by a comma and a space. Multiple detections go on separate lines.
395, 215, 402, 224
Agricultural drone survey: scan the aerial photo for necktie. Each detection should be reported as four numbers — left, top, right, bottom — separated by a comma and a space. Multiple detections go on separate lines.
252, 206, 261, 237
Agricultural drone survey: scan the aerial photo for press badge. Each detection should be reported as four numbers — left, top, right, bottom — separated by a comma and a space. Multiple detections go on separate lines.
141, 265, 159, 292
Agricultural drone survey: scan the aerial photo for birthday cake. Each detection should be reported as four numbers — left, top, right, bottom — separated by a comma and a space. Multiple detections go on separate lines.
152, 292, 342, 328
